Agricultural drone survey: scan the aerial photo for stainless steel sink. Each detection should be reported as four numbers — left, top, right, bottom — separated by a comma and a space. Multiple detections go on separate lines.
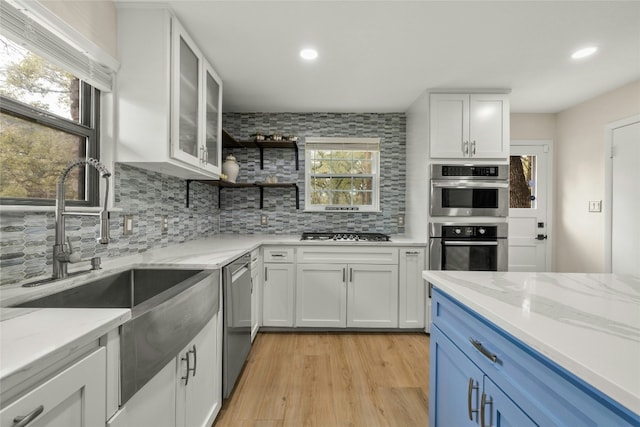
15, 268, 220, 404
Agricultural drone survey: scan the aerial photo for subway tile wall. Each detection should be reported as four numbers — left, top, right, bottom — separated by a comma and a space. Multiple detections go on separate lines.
0, 164, 219, 285
221, 113, 407, 234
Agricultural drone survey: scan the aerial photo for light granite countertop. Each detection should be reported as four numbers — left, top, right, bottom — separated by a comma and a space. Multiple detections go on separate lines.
422, 270, 640, 417
0, 233, 426, 387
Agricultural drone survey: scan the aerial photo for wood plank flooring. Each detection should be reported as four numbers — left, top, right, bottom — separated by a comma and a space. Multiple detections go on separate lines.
213, 332, 430, 427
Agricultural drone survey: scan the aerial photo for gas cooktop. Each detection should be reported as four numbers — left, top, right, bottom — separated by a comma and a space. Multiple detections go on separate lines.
301, 232, 391, 242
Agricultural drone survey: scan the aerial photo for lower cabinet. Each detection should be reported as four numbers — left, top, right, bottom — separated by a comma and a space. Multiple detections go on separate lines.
176, 313, 221, 427
296, 263, 347, 327
107, 312, 221, 427
262, 263, 295, 327
430, 326, 534, 427
347, 263, 398, 328
430, 288, 638, 427
399, 248, 426, 329
1, 347, 106, 427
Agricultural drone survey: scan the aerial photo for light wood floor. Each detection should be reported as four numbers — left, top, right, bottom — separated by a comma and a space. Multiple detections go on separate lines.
213, 332, 430, 427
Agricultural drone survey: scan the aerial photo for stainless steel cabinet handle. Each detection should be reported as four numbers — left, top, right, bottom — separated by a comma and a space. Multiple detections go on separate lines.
204, 148, 209, 164
349, 268, 353, 282
405, 251, 420, 255
264, 266, 268, 281
181, 345, 196, 385
12, 405, 44, 427
469, 338, 498, 363
192, 345, 197, 377
342, 268, 346, 283
463, 140, 469, 155
480, 391, 492, 427
471, 140, 477, 156
467, 378, 479, 421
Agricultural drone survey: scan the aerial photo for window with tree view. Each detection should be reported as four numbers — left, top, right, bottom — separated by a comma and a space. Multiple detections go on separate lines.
305, 138, 380, 212
0, 34, 100, 206
510, 155, 536, 209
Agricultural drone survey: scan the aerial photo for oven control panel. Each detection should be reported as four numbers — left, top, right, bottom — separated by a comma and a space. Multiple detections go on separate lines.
442, 225, 498, 238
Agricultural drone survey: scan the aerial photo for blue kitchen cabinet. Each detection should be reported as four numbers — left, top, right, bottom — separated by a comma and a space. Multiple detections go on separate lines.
430, 287, 639, 427
430, 326, 535, 427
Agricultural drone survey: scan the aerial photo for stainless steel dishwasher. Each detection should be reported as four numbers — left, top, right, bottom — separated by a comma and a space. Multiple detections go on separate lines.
223, 254, 252, 398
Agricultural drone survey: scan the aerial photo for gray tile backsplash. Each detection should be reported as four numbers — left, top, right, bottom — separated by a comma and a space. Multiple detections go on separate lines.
0, 113, 405, 285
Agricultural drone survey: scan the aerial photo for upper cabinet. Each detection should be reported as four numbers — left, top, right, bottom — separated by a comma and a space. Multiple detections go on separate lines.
429, 93, 509, 159
116, 7, 222, 179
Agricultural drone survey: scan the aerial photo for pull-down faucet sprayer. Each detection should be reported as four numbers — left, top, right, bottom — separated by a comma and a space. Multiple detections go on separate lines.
53, 158, 111, 280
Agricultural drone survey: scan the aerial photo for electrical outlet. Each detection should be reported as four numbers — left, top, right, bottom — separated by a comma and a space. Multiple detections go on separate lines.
397, 212, 405, 227
260, 214, 268, 226
588, 200, 602, 213
161, 215, 169, 233
123, 215, 134, 235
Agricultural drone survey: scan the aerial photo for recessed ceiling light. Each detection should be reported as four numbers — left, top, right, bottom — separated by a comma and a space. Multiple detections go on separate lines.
571, 46, 598, 59
300, 48, 318, 61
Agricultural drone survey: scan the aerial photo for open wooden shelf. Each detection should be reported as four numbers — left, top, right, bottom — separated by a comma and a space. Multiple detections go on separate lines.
222, 129, 299, 170
186, 180, 299, 209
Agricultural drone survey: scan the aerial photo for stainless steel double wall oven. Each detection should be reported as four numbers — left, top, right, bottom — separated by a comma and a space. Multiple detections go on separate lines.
429, 164, 509, 272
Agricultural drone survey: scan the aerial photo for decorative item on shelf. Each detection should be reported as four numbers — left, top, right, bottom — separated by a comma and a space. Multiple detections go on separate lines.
284, 135, 298, 142
265, 176, 278, 184
272, 133, 283, 141
220, 173, 228, 181
222, 154, 240, 183
251, 132, 265, 141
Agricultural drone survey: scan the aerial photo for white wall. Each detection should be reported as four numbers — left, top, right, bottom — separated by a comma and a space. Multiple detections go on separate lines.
405, 92, 430, 240
554, 79, 640, 272
39, 1, 117, 58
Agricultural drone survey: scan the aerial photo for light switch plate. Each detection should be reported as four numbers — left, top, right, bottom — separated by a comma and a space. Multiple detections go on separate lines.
588, 200, 602, 212
260, 214, 268, 226
123, 215, 134, 235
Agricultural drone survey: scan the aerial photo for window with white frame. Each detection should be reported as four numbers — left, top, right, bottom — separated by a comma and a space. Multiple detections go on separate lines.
0, 1, 114, 206
305, 137, 380, 212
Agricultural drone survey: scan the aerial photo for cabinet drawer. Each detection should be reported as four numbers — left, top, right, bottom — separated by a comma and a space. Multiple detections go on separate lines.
297, 246, 398, 264
432, 289, 637, 426
263, 247, 294, 263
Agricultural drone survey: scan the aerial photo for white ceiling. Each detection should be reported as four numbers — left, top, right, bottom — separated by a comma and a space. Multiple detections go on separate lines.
118, 1, 640, 113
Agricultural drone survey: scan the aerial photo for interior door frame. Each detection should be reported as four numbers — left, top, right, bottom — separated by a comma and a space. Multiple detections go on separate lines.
510, 139, 554, 271
603, 114, 640, 273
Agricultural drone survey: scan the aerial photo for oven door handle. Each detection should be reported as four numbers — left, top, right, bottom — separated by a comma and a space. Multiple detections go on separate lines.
443, 241, 499, 246
431, 180, 509, 189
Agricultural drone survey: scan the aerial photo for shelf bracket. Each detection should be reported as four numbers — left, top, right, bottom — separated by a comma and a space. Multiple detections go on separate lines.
259, 146, 264, 170
186, 180, 193, 208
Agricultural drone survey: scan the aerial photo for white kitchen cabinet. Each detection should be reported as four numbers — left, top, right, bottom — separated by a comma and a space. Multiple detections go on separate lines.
107, 311, 221, 427
296, 263, 347, 327
295, 247, 399, 329
117, 7, 222, 179
399, 248, 426, 329
429, 93, 509, 159
250, 248, 261, 341
1, 348, 106, 427
176, 313, 221, 427
263, 261, 295, 327
347, 264, 399, 328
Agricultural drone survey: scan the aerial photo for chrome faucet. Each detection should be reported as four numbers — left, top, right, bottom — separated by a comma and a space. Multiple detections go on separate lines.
53, 158, 111, 279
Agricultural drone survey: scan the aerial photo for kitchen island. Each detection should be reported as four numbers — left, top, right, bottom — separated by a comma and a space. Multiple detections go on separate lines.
423, 271, 640, 426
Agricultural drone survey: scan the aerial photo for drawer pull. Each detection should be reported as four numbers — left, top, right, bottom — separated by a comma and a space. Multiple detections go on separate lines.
13, 405, 44, 427
467, 378, 479, 421
405, 250, 420, 255
469, 338, 498, 363
271, 253, 285, 257
480, 391, 493, 427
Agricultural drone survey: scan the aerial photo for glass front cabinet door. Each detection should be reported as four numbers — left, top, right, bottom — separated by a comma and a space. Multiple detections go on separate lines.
171, 19, 222, 176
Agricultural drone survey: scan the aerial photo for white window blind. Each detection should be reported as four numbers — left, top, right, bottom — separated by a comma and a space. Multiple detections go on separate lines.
0, 0, 115, 91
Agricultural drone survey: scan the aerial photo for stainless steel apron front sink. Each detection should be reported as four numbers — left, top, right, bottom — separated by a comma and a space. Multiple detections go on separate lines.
15, 268, 220, 404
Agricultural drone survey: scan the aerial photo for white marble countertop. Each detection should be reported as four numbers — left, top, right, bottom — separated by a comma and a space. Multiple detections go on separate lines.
0, 233, 425, 387
422, 270, 640, 416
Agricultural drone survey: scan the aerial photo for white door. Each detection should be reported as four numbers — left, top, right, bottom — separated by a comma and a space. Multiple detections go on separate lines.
609, 120, 640, 275
347, 264, 398, 328
296, 264, 347, 327
508, 143, 551, 271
